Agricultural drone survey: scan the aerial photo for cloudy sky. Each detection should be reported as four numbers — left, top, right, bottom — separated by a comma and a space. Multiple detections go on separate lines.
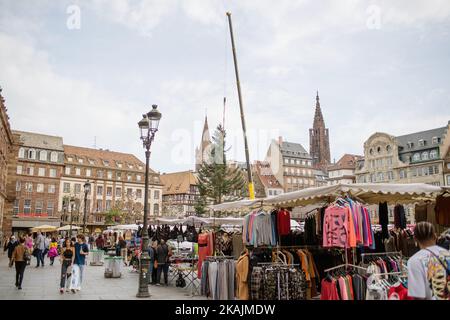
1, 0, 449, 173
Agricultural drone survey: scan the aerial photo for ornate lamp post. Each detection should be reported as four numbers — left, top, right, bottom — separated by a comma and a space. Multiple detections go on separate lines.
69, 197, 76, 238
136, 104, 161, 298
83, 181, 91, 235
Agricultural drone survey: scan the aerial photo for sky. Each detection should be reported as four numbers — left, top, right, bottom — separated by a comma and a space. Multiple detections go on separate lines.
1, 0, 449, 174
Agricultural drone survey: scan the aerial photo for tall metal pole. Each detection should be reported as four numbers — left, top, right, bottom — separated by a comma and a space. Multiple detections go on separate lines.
83, 191, 88, 235
226, 12, 255, 199
69, 203, 74, 238
137, 135, 153, 298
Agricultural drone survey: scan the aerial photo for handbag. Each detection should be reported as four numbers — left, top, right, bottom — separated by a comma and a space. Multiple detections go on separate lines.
32, 248, 39, 257
23, 248, 31, 262
66, 265, 72, 275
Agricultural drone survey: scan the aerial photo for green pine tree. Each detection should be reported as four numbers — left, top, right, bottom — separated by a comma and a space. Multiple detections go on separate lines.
195, 125, 246, 216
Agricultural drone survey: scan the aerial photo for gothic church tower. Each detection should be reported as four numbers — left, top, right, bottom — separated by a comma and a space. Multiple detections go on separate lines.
309, 91, 331, 171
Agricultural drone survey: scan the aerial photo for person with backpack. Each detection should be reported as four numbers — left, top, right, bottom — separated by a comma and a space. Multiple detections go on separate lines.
12, 237, 29, 289
407, 221, 450, 300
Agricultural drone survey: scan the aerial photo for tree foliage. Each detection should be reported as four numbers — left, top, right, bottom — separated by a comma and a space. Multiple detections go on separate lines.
196, 125, 246, 213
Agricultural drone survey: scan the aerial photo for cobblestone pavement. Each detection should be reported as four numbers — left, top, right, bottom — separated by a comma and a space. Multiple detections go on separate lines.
0, 253, 205, 300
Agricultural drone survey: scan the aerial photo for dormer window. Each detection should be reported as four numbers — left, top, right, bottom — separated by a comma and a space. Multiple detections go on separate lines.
418, 139, 425, 147
117, 162, 122, 168
88, 158, 95, 165
103, 160, 110, 166
68, 157, 73, 162
432, 137, 440, 144
407, 142, 414, 149
78, 158, 83, 164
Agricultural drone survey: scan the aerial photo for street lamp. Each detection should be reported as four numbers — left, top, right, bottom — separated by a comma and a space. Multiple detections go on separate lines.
69, 197, 76, 238
136, 104, 161, 298
83, 181, 91, 235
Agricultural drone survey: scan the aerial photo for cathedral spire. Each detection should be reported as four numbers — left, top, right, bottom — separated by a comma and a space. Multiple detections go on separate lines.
309, 90, 331, 170
314, 90, 324, 127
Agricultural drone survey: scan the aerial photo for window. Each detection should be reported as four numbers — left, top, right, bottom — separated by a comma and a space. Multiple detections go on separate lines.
86, 169, 91, 177
127, 174, 132, 181
47, 201, 54, 216
447, 175, 450, 186
38, 167, 45, 176
16, 181, 21, 192
26, 166, 34, 175
429, 150, 438, 159
75, 168, 81, 176
399, 169, 407, 179
387, 171, 394, 180
136, 175, 142, 182
412, 153, 421, 162
117, 162, 122, 168
386, 145, 391, 153
97, 186, 103, 196
284, 158, 289, 164
18, 148, 25, 158
24, 200, 31, 214
369, 148, 374, 155
377, 172, 384, 181
421, 152, 429, 161
386, 157, 393, 167
432, 137, 440, 145
63, 183, 70, 193
88, 159, 95, 165
65, 167, 71, 175
68, 157, 73, 162
74, 184, 81, 194
49, 168, 57, 177
105, 200, 112, 211
153, 203, 159, 215
407, 142, 413, 149
13, 200, 19, 215
127, 188, 132, 196
25, 182, 33, 192
50, 152, 58, 162
28, 149, 36, 159
377, 146, 381, 154
107, 171, 112, 179
17, 165, 22, 174
48, 184, 56, 193
97, 170, 104, 178
287, 178, 291, 184
39, 150, 47, 161
37, 183, 44, 193
117, 172, 122, 180
106, 187, 112, 196
35, 200, 43, 214
103, 160, 110, 167
116, 187, 122, 197
136, 189, 142, 198
96, 200, 103, 212
78, 158, 83, 164
418, 139, 425, 147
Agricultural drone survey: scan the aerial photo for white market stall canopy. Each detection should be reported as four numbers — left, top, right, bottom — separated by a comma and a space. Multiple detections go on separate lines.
108, 224, 140, 231
57, 225, 82, 231
30, 225, 58, 232
156, 216, 211, 225
209, 183, 446, 212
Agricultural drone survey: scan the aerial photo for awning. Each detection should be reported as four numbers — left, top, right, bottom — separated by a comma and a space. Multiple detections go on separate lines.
30, 225, 58, 232
57, 225, 82, 231
209, 183, 445, 211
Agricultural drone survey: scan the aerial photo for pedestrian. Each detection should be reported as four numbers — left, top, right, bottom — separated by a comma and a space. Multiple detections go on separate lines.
48, 237, 58, 266
148, 242, 156, 284
34, 231, 45, 267
12, 237, 28, 290
59, 238, 74, 293
95, 234, 105, 252
407, 221, 450, 300
24, 234, 33, 265
156, 239, 170, 286
118, 236, 128, 266
70, 234, 89, 293
4, 235, 18, 267
43, 235, 50, 256
88, 234, 95, 250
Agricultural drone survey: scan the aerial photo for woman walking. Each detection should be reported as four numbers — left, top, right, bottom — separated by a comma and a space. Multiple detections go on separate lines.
4, 235, 18, 267
12, 237, 28, 289
48, 237, 58, 266
59, 238, 74, 293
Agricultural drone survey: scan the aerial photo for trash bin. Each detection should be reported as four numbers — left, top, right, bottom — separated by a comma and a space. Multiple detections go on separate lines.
104, 256, 123, 278
90, 249, 104, 266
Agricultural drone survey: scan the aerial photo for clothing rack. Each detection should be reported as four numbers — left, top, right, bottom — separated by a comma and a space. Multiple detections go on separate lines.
206, 255, 234, 261
257, 262, 300, 266
324, 263, 367, 273
361, 251, 402, 266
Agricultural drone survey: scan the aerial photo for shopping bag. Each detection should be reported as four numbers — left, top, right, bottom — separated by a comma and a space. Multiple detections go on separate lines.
69, 264, 81, 290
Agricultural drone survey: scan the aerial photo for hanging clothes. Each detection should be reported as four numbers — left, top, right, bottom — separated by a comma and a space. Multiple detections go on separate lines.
277, 209, 291, 236
200, 258, 235, 300
236, 252, 250, 300
435, 194, 450, 227
197, 232, 214, 278
379, 202, 389, 240
243, 210, 276, 247
394, 204, 407, 229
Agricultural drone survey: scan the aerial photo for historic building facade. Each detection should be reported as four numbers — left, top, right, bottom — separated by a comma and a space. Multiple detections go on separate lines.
266, 137, 315, 192
254, 161, 284, 197
0, 90, 14, 237
160, 171, 199, 217
328, 154, 363, 185
59, 145, 163, 231
8, 131, 65, 234
355, 122, 450, 186
309, 92, 331, 171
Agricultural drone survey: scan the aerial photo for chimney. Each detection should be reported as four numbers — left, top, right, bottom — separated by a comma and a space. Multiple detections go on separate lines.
278, 136, 283, 145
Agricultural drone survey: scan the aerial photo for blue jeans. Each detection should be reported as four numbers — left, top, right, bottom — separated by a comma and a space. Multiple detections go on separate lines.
76, 264, 85, 286
36, 249, 44, 266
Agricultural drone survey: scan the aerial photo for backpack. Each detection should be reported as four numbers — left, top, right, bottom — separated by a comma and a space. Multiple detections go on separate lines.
176, 272, 186, 288
23, 247, 31, 262
426, 248, 450, 300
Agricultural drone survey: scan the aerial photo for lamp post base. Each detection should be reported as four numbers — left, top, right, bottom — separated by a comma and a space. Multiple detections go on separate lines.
136, 291, 151, 298
136, 252, 151, 298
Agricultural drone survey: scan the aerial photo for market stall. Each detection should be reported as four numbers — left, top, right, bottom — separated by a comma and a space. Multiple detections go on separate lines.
204, 182, 449, 301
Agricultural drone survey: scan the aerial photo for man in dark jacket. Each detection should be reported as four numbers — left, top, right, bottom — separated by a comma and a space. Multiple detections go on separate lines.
156, 240, 170, 286
4, 236, 18, 267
